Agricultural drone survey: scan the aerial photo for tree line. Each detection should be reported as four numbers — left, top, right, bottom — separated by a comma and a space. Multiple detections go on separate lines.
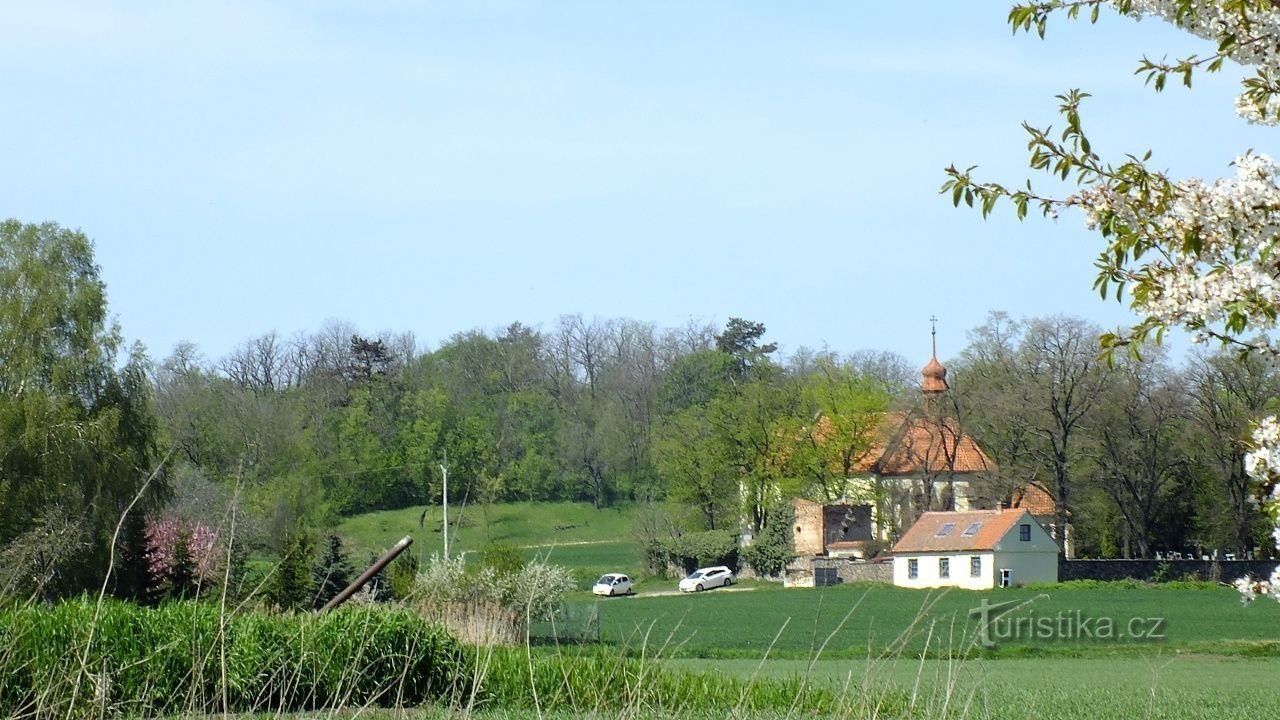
2, 221, 1277, 600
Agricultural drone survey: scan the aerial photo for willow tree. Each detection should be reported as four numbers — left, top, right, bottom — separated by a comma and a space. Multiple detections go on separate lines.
0, 220, 163, 597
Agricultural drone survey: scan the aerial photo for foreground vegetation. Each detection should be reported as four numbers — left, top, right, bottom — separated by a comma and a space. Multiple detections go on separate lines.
4, 582, 1279, 719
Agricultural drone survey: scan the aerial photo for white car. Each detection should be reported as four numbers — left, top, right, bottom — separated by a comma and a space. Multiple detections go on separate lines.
592, 573, 633, 596
678, 566, 735, 592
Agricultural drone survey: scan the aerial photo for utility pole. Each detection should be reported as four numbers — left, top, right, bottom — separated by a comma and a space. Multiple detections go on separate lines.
439, 449, 449, 560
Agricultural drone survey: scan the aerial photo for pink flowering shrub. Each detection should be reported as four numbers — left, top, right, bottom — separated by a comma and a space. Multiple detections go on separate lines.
145, 516, 225, 585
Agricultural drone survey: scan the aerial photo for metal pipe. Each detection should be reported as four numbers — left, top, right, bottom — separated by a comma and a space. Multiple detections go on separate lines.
320, 535, 414, 612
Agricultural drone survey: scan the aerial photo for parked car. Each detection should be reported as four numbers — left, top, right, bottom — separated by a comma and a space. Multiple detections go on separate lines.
678, 566, 734, 592
592, 573, 633, 596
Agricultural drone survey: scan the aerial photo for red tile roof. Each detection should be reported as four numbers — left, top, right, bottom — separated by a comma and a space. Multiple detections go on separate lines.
1011, 482, 1057, 517
855, 412, 993, 476
891, 509, 1032, 553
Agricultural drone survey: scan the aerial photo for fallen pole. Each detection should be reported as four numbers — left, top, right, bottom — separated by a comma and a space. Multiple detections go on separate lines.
320, 535, 414, 613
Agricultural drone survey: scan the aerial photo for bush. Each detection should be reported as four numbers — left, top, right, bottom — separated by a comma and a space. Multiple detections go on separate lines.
741, 501, 795, 577
409, 555, 576, 645
0, 598, 466, 717
651, 530, 739, 575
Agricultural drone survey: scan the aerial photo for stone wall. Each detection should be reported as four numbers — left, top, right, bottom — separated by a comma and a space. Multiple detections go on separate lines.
783, 556, 892, 587
1059, 558, 1277, 583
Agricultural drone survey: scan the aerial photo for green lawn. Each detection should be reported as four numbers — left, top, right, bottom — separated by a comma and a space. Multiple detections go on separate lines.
337, 501, 634, 559
574, 583, 1280, 657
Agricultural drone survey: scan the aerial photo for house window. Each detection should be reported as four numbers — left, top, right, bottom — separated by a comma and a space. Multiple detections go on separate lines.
962, 522, 982, 537
939, 558, 950, 578
1019, 524, 1031, 542
970, 556, 981, 577
908, 558, 918, 579
935, 523, 955, 537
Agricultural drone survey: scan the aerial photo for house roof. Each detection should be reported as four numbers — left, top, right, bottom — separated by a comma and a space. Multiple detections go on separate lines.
854, 412, 993, 476
1011, 482, 1057, 517
891, 509, 1032, 553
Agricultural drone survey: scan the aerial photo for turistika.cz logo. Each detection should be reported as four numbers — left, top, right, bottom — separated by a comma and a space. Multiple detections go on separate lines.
967, 597, 1167, 649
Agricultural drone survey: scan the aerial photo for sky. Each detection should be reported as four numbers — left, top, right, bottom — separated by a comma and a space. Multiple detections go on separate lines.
1, 2, 1272, 367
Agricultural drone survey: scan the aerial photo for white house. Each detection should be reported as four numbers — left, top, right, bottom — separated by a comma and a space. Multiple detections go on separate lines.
891, 509, 1058, 589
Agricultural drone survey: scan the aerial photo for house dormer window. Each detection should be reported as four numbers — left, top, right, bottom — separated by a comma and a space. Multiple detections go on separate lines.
1019, 524, 1031, 542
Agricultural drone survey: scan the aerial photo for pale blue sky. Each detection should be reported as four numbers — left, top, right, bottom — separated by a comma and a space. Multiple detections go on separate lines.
1, 2, 1269, 365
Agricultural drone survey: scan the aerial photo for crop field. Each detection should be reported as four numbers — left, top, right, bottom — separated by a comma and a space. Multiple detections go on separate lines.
575, 583, 1280, 657
665, 656, 1280, 719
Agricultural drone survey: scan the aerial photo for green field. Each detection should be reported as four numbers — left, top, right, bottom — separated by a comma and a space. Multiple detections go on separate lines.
332, 503, 1280, 717
337, 502, 632, 557
664, 656, 1280, 719
576, 583, 1280, 657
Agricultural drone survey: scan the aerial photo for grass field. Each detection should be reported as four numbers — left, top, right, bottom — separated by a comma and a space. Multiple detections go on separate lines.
664, 656, 1280, 719
337, 502, 632, 557
576, 583, 1280, 657
331, 503, 1280, 717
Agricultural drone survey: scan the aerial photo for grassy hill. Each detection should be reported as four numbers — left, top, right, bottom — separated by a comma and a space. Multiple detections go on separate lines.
336, 502, 642, 586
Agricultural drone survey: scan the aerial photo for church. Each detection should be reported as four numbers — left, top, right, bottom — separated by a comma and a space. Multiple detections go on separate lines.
786, 328, 1067, 560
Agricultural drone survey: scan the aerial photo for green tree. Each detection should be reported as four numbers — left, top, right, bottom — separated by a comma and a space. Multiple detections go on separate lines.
780, 360, 890, 502
311, 534, 355, 609
653, 406, 737, 529
0, 220, 163, 596
742, 501, 796, 577
266, 534, 315, 611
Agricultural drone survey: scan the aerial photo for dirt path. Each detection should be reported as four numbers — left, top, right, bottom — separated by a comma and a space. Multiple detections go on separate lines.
519, 539, 618, 549
622, 586, 761, 599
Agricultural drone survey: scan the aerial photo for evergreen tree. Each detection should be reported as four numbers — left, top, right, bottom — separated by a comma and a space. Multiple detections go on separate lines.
267, 535, 315, 611
115, 511, 155, 604
311, 534, 354, 609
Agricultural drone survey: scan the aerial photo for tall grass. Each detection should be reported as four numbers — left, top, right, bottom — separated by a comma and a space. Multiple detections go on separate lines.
0, 599, 464, 717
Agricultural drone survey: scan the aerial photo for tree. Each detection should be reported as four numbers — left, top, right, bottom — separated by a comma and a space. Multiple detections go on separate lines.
1184, 350, 1280, 554
954, 314, 1111, 548
653, 406, 737, 529
266, 534, 316, 611
312, 534, 355, 609
779, 360, 890, 502
940, 3, 1280, 591
0, 219, 164, 596
715, 317, 778, 380
1089, 350, 1189, 558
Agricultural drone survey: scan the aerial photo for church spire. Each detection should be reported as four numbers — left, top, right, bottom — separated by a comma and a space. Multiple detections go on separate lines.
922, 316, 948, 394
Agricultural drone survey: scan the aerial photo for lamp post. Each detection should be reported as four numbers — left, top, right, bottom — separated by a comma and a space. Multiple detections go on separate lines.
439, 450, 449, 560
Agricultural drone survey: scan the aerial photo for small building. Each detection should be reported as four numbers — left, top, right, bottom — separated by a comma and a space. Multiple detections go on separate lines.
792, 497, 875, 558
891, 509, 1058, 589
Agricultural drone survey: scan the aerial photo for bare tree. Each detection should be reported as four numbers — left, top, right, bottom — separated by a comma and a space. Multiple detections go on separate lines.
1091, 350, 1188, 558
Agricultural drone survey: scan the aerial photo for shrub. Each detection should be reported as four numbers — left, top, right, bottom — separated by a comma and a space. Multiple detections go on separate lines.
410, 555, 576, 644
653, 530, 739, 575
478, 541, 525, 577
0, 598, 466, 717
741, 501, 795, 577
